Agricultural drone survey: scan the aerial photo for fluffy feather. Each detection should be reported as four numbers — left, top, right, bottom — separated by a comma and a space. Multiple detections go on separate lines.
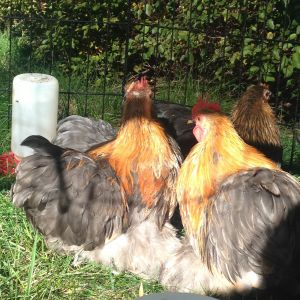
88, 78, 182, 229
231, 84, 282, 165
53, 115, 116, 152
12, 77, 182, 280
161, 111, 300, 297
13, 135, 127, 251
153, 102, 197, 158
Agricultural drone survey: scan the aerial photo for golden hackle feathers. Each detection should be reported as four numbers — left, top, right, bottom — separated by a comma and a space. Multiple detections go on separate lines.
231, 83, 281, 146
177, 113, 279, 241
89, 119, 174, 205
88, 115, 179, 211
88, 76, 181, 212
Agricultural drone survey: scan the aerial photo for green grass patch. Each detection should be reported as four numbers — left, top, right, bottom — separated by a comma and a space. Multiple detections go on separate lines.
0, 192, 163, 299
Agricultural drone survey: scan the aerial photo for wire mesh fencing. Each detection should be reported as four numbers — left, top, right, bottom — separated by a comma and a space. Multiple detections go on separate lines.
0, 0, 299, 170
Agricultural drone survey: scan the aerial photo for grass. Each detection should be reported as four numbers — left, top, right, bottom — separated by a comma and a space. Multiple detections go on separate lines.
0, 190, 163, 299
1, 29, 300, 300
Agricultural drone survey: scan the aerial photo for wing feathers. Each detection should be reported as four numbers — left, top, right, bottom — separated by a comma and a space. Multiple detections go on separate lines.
54, 115, 116, 152
12, 136, 127, 251
194, 168, 300, 287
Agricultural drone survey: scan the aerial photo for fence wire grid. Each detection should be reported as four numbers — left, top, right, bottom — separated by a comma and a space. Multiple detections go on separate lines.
0, 0, 300, 171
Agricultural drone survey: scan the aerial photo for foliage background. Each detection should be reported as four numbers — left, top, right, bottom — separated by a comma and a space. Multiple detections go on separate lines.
1, 0, 300, 99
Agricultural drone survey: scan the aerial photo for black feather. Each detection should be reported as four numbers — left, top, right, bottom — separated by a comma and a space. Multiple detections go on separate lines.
153, 102, 197, 158
22, 135, 64, 157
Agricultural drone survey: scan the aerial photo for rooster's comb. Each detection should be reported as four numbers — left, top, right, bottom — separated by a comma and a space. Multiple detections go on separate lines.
192, 96, 221, 119
133, 76, 149, 90
126, 76, 149, 94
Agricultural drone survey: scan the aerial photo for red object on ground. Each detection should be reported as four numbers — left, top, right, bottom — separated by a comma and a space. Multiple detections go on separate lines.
0, 152, 20, 176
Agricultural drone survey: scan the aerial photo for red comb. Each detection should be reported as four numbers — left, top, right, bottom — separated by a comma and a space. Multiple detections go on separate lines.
133, 76, 149, 90
192, 96, 221, 119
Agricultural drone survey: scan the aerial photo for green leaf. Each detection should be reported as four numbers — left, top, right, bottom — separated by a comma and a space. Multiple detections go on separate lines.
145, 46, 154, 58
283, 64, 293, 78
297, 25, 300, 35
273, 48, 280, 61
289, 33, 297, 40
110, 17, 119, 23
229, 52, 240, 64
258, 11, 265, 21
92, 3, 100, 11
292, 51, 300, 69
244, 38, 254, 44
145, 4, 152, 16
178, 31, 188, 40
152, 27, 158, 34
281, 55, 288, 69
215, 66, 223, 79
263, 75, 275, 82
224, 46, 232, 53
267, 19, 274, 30
91, 24, 99, 30
266, 3, 273, 14
188, 52, 194, 65
133, 64, 142, 73
286, 79, 294, 87
71, 38, 76, 49
158, 44, 164, 54
144, 26, 150, 34
249, 66, 260, 74
137, 9, 142, 19
283, 43, 293, 51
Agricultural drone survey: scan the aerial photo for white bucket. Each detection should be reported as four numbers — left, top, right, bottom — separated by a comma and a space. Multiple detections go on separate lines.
11, 73, 59, 158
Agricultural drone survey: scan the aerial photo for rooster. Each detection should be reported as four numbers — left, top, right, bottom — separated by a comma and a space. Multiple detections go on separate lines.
12, 77, 182, 279
160, 98, 300, 297
231, 83, 283, 166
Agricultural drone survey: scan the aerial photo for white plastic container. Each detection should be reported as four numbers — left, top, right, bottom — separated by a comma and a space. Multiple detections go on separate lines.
11, 73, 59, 158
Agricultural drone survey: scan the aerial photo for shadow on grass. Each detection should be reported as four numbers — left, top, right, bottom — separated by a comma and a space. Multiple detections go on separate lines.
0, 175, 15, 191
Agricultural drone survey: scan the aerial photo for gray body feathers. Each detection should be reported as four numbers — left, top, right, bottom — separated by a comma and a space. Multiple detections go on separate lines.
161, 168, 300, 296
53, 115, 116, 152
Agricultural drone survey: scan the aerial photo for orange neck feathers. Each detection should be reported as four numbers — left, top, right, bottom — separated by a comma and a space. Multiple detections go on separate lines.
89, 77, 180, 210
177, 113, 278, 232
88, 117, 178, 208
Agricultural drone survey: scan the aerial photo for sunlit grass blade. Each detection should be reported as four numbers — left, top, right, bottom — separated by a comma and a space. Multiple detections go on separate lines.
26, 230, 39, 297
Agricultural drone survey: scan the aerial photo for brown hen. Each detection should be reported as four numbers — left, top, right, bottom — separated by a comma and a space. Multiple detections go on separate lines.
231, 83, 283, 166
